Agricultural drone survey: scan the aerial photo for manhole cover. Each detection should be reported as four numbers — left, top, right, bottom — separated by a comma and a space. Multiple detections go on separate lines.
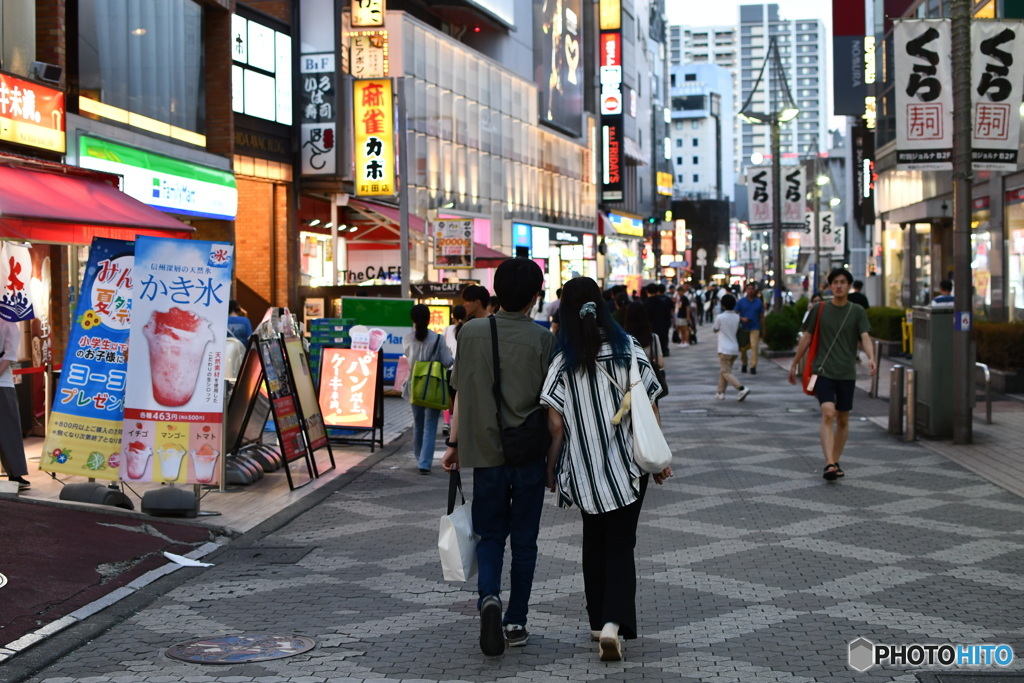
166, 634, 316, 664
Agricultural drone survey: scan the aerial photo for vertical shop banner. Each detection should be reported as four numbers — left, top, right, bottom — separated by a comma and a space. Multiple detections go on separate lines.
746, 168, 772, 226
432, 218, 474, 268
818, 213, 843, 255
319, 347, 381, 429
782, 166, 806, 226
971, 21, 1024, 171
120, 237, 232, 485
299, 0, 338, 175
534, 0, 584, 137
0, 242, 34, 321
351, 0, 385, 27
894, 20, 953, 170
283, 335, 329, 451
42, 238, 134, 480
353, 79, 395, 196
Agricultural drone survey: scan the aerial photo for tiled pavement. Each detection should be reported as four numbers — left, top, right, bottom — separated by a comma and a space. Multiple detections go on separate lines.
16, 328, 1024, 682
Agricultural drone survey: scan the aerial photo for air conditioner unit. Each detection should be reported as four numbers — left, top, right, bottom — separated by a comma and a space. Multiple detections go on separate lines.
30, 61, 63, 85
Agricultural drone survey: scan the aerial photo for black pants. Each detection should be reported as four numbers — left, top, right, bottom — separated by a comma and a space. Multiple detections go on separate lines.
654, 328, 670, 357
581, 474, 648, 639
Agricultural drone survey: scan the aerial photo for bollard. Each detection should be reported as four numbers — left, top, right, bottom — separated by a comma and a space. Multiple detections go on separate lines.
905, 368, 916, 442
976, 362, 992, 425
888, 365, 905, 435
870, 339, 881, 398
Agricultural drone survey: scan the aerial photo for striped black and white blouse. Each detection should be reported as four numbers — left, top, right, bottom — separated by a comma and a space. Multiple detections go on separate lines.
540, 336, 662, 515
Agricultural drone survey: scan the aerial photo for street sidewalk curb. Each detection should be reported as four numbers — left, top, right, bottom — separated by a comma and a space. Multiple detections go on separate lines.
1, 434, 410, 680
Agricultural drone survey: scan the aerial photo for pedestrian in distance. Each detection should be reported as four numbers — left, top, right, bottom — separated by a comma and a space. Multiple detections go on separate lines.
540, 277, 672, 662
442, 305, 467, 436
545, 287, 563, 334
848, 280, 870, 309
226, 299, 253, 344
712, 294, 750, 401
461, 284, 491, 320
736, 282, 765, 374
0, 319, 31, 490
932, 279, 954, 306
674, 287, 691, 346
442, 258, 556, 657
643, 283, 674, 358
623, 301, 666, 406
788, 268, 877, 481
402, 305, 453, 474
487, 295, 501, 315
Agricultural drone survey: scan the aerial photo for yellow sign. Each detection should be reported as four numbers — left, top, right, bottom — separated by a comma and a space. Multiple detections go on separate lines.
657, 171, 673, 196
351, 0, 384, 27
353, 79, 395, 196
599, 0, 621, 30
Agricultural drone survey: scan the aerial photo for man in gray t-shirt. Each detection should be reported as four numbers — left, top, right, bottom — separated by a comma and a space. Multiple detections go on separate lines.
442, 258, 555, 657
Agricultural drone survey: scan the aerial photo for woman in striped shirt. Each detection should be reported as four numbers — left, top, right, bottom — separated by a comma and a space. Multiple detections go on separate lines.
540, 277, 672, 662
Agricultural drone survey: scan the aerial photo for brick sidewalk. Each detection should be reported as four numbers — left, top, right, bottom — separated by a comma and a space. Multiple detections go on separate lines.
16, 329, 1024, 682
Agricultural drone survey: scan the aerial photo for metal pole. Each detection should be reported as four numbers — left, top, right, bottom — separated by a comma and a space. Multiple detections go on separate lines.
951, 0, 973, 444
813, 154, 822, 292
905, 367, 916, 442
771, 117, 783, 313
330, 198, 339, 286
396, 76, 411, 300
870, 339, 881, 398
888, 364, 905, 435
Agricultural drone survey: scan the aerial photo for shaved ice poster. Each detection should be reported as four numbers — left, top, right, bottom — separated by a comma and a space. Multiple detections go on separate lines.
120, 237, 233, 485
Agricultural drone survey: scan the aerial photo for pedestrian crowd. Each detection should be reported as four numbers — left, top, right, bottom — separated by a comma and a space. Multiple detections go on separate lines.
391, 262, 877, 662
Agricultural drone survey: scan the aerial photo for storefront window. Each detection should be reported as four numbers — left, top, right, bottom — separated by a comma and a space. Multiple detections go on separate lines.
971, 209, 992, 319
78, 0, 205, 135
1005, 200, 1024, 320
911, 223, 931, 306
1, 0, 35, 77
883, 225, 904, 308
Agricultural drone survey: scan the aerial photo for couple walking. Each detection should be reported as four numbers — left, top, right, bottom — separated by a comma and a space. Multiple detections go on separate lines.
442, 259, 671, 662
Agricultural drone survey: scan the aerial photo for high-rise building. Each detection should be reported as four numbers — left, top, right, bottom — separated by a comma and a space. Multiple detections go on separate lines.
738, 4, 828, 164
669, 64, 735, 201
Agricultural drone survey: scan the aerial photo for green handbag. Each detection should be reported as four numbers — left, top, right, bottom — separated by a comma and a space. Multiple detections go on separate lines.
410, 335, 450, 410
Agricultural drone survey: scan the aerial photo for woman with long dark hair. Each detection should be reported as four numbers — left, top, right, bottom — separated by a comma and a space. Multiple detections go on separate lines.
623, 301, 665, 387
402, 304, 453, 474
539, 277, 672, 661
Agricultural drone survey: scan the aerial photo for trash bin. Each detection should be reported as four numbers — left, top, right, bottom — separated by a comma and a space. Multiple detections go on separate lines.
912, 306, 954, 438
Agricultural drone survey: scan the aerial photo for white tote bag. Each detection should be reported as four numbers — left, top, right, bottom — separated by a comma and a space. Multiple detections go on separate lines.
625, 344, 673, 474
438, 471, 478, 582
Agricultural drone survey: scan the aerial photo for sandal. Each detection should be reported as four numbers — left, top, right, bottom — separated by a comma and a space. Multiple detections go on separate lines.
834, 463, 844, 478
823, 464, 839, 481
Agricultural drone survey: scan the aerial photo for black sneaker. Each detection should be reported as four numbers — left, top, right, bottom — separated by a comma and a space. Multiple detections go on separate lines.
750, 367, 757, 375
504, 624, 529, 647
480, 595, 505, 656
9, 476, 30, 491
741, 366, 748, 373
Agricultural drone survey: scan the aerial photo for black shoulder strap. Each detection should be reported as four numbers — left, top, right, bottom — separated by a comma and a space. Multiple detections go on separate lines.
489, 315, 505, 433
447, 470, 465, 515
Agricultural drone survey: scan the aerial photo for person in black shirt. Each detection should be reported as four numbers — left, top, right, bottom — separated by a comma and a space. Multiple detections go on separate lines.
847, 280, 870, 310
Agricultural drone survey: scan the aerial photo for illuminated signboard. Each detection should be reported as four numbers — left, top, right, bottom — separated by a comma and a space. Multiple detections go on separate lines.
598, 0, 622, 202
599, 0, 621, 30
600, 32, 623, 115
657, 171, 673, 196
0, 71, 65, 153
350, 32, 389, 79
353, 79, 395, 196
351, 0, 384, 27
609, 213, 643, 237
231, 14, 293, 125
602, 117, 623, 201
533, 0, 583, 136
318, 347, 381, 429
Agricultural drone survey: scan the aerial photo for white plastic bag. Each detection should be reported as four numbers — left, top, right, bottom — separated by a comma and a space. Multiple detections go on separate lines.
627, 345, 672, 474
438, 471, 478, 582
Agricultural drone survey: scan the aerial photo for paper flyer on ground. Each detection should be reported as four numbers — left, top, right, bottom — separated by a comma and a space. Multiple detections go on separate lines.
42, 238, 135, 480
119, 237, 233, 485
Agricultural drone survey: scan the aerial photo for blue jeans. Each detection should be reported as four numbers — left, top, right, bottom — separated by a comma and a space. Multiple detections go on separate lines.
472, 458, 547, 626
411, 405, 441, 470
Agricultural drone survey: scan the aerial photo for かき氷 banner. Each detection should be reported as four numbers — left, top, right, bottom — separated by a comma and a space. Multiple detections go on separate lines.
42, 237, 134, 480
119, 236, 233, 485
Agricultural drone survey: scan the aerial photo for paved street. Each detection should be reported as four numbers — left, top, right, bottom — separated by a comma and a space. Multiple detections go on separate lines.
13, 331, 1024, 682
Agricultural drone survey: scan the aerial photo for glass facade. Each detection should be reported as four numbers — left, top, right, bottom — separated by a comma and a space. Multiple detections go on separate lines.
0, 0, 35, 77
401, 17, 594, 234
78, 0, 205, 134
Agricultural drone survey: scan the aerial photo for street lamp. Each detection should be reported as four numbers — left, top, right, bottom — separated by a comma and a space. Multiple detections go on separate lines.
739, 37, 799, 312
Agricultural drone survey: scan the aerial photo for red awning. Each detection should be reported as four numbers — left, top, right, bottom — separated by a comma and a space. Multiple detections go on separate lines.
0, 162, 194, 244
473, 242, 510, 269
342, 198, 425, 251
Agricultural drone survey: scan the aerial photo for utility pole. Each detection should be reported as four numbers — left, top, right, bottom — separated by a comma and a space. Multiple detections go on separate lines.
951, 0, 972, 444
770, 118, 783, 313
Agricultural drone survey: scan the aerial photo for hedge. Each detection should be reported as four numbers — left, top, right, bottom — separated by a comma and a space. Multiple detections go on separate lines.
973, 321, 1024, 371
764, 304, 802, 351
866, 306, 905, 342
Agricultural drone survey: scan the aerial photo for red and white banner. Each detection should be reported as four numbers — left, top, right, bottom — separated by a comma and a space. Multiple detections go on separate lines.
894, 20, 953, 170
971, 20, 1024, 171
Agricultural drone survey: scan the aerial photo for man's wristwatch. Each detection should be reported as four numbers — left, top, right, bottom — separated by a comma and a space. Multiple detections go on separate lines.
445, 438, 458, 448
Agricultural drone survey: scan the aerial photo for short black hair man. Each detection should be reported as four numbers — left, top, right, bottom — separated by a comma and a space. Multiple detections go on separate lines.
847, 280, 870, 310
461, 285, 491, 320
443, 258, 556, 656
788, 267, 877, 481
932, 279, 954, 305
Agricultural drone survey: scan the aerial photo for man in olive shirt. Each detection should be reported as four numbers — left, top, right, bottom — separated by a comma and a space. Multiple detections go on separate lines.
788, 268, 876, 481
442, 258, 556, 657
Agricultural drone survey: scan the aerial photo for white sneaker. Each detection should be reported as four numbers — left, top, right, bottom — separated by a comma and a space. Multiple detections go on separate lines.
714, 393, 725, 400
599, 622, 622, 661
737, 387, 751, 401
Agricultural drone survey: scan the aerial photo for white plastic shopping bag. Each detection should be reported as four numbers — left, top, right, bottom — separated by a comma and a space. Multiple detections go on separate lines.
438, 470, 478, 581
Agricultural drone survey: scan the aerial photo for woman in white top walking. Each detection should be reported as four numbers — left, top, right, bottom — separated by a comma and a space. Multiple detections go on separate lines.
540, 277, 672, 662
402, 304, 453, 474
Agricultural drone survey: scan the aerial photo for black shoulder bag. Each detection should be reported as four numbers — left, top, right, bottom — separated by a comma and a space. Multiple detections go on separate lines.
489, 315, 550, 467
